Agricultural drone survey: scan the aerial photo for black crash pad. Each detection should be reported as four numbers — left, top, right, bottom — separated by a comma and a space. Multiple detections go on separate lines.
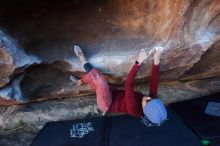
169, 92, 220, 140
31, 109, 202, 146
212, 138, 220, 146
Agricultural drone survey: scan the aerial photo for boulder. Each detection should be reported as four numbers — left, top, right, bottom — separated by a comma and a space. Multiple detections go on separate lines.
0, 0, 219, 103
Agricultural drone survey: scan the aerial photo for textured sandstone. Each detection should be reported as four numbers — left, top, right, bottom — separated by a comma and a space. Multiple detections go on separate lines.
0, 46, 14, 87
0, 0, 219, 104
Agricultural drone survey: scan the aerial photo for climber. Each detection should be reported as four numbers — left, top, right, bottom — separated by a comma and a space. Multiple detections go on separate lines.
70, 45, 167, 125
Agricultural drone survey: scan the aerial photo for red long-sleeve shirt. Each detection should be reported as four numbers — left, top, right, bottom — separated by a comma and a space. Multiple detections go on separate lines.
108, 63, 160, 117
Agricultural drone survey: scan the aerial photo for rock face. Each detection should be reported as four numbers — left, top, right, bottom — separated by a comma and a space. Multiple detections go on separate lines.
0, 43, 14, 87
0, 1, 220, 145
181, 40, 220, 80
0, 0, 219, 103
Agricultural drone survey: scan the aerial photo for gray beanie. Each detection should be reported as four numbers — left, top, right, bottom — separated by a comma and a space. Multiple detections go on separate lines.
143, 99, 167, 124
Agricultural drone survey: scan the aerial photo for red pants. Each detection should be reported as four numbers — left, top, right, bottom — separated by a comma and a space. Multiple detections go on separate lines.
81, 68, 112, 112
